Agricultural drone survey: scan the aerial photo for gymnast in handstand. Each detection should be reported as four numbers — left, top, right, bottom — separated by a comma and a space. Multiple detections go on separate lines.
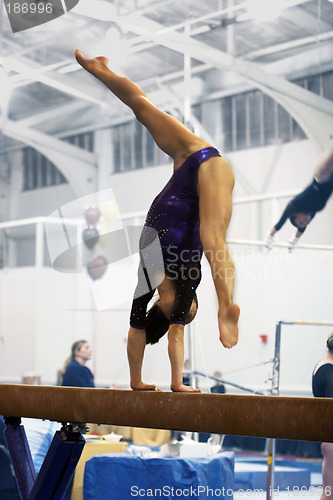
266, 148, 333, 250
75, 50, 240, 392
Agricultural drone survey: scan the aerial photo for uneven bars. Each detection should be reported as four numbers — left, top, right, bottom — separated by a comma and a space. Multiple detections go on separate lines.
279, 320, 333, 326
0, 217, 84, 230
119, 191, 299, 212
232, 190, 298, 205
194, 370, 265, 395
1, 220, 332, 252
227, 239, 333, 251
269, 318, 333, 495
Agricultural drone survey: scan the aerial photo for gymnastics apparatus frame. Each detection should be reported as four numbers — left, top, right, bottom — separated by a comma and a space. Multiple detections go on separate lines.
266, 319, 333, 499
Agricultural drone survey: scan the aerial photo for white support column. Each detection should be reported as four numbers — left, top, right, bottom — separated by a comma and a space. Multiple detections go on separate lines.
8, 149, 23, 222
226, 0, 235, 56
94, 128, 114, 190
7, 150, 24, 267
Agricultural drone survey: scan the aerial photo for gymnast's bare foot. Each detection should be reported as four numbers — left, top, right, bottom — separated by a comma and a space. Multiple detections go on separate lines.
75, 50, 109, 77
131, 381, 162, 391
171, 384, 201, 393
218, 303, 240, 349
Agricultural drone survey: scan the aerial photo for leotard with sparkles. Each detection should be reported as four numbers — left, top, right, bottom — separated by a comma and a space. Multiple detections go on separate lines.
130, 147, 221, 329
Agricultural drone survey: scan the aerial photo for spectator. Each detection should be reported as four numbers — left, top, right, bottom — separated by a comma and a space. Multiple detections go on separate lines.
60, 340, 95, 388
312, 333, 333, 500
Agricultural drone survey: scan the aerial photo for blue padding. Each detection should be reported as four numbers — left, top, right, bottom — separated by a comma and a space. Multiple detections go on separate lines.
84, 453, 234, 500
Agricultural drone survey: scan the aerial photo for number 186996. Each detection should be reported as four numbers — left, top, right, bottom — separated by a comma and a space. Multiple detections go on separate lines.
6, 3, 53, 14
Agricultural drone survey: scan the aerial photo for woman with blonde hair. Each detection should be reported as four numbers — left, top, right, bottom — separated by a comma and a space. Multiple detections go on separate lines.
60, 340, 95, 388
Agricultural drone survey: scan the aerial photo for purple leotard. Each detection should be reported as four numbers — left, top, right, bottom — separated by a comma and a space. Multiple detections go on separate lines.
130, 147, 221, 330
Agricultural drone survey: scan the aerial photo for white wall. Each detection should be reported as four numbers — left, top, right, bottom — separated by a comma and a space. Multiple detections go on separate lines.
0, 268, 95, 384
0, 139, 332, 395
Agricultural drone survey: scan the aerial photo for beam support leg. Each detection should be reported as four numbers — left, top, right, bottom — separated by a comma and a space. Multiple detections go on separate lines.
29, 424, 85, 500
4, 417, 37, 500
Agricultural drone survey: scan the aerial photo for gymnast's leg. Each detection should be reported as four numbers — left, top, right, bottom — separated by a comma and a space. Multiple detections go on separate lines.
314, 148, 333, 183
74, 50, 210, 164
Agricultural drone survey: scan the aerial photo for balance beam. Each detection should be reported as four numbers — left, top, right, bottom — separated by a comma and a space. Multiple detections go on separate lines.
1, 385, 332, 442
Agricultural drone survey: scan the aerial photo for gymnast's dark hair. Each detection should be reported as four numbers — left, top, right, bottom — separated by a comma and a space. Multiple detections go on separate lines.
145, 293, 199, 345
289, 213, 314, 232
327, 333, 333, 353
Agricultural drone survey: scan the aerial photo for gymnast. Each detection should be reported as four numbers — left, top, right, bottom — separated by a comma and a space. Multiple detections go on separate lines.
266, 148, 333, 251
75, 50, 240, 392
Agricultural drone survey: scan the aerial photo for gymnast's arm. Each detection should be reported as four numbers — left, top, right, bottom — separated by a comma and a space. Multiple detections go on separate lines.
129, 266, 155, 331
198, 158, 235, 310
270, 201, 294, 235
75, 50, 209, 163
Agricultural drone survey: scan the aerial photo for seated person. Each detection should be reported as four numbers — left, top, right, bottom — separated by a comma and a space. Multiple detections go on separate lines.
211, 371, 226, 394
60, 340, 95, 388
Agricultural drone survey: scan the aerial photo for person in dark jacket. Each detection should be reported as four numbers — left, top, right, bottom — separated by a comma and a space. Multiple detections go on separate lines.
60, 340, 95, 388
312, 333, 333, 500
